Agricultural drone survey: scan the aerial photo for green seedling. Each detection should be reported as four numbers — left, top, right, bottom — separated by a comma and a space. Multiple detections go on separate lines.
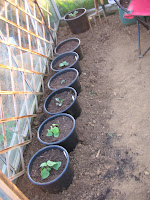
68, 10, 78, 18
40, 160, 61, 179
59, 61, 69, 68
46, 124, 59, 137
55, 98, 65, 107
61, 79, 66, 85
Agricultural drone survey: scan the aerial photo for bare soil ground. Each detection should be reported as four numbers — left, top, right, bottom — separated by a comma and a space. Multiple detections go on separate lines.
17, 13, 150, 200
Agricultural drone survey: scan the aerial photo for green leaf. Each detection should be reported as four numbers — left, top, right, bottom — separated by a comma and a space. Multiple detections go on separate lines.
52, 124, 59, 127
56, 102, 62, 106
47, 160, 57, 167
47, 167, 51, 172
53, 161, 61, 170
46, 129, 53, 136
60, 99, 65, 103
63, 61, 69, 66
61, 80, 66, 85
59, 63, 64, 68
52, 127, 59, 137
40, 162, 47, 168
41, 168, 50, 179
55, 98, 60, 102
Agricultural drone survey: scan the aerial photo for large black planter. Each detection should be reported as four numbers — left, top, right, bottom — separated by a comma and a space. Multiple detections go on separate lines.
51, 52, 82, 75
44, 87, 81, 119
64, 8, 89, 34
48, 68, 81, 94
27, 145, 73, 193
54, 38, 83, 60
37, 113, 78, 152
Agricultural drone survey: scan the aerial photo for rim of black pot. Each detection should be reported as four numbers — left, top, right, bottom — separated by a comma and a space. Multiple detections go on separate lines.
44, 87, 77, 115
48, 68, 79, 91
51, 52, 79, 73
54, 38, 80, 55
27, 145, 69, 185
37, 113, 75, 145
64, 8, 87, 21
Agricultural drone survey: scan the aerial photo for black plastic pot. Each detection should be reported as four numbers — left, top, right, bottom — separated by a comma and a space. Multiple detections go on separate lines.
44, 87, 81, 119
37, 113, 78, 152
27, 145, 73, 193
64, 8, 89, 34
48, 68, 81, 94
51, 52, 82, 75
54, 38, 83, 60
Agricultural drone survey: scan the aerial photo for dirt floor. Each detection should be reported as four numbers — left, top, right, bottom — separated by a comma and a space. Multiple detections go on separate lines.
17, 13, 150, 200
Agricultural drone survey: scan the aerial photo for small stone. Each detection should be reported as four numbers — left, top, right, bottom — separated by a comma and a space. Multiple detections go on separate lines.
93, 120, 96, 124
88, 122, 94, 127
96, 149, 101, 158
144, 171, 149, 176
97, 169, 101, 175
77, 143, 82, 148
83, 72, 86, 75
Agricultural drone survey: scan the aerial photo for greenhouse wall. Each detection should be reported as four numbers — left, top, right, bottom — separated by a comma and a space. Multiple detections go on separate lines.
0, 0, 59, 180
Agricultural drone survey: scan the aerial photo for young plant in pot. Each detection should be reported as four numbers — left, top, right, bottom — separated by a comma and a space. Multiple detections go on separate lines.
27, 145, 73, 193
44, 87, 81, 119
37, 113, 78, 152
48, 68, 81, 94
64, 8, 90, 34
54, 37, 83, 60
51, 51, 81, 75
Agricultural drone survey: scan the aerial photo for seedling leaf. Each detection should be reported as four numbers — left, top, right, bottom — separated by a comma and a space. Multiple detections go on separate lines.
59, 61, 69, 68
55, 98, 65, 107
59, 63, 64, 67
40, 160, 61, 179
47, 167, 51, 172
53, 161, 61, 170
41, 168, 50, 179
52, 124, 59, 127
61, 79, 66, 84
47, 160, 57, 167
40, 162, 47, 168
52, 127, 59, 137
46, 129, 53, 136
68, 10, 78, 18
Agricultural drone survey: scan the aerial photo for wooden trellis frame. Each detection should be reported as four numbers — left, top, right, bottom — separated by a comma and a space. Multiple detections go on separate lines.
0, 0, 58, 180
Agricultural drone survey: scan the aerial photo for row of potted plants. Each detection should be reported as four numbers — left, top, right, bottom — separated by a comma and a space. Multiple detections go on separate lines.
27, 36, 84, 193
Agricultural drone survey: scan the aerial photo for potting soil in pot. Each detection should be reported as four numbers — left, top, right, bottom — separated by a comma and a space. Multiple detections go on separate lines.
50, 71, 76, 90
57, 41, 78, 54
48, 90, 75, 113
66, 9, 84, 19
30, 149, 67, 183
53, 55, 76, 70
40, 116, 73, 143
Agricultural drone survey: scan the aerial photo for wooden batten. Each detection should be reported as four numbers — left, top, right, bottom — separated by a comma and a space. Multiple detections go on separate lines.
39, 3, 52, 16
0, 170, 29, 200
0, 39, 52, 60
0, 91, 43, 95
0, 139, 32, 154
0, 64, 48, 76
0, 114, 36, 123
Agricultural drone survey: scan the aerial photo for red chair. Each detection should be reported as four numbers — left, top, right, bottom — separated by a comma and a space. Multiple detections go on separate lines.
114, 0, 150, 57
